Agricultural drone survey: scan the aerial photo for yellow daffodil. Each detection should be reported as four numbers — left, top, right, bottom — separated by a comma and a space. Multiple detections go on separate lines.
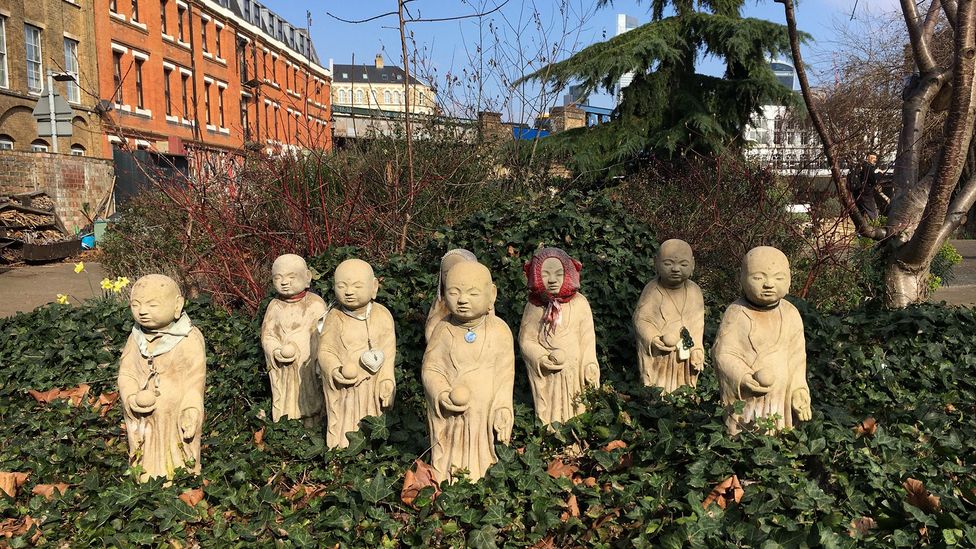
73, 262, 85, 273
114, 276, 130, 291
56, 294, 69, 305
100, 278, 114, 290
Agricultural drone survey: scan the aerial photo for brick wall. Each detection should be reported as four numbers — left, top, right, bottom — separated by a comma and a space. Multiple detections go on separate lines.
0, 151, 115, 233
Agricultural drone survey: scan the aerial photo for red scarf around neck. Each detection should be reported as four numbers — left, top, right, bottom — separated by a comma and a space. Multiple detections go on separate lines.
281, 290, 308, 303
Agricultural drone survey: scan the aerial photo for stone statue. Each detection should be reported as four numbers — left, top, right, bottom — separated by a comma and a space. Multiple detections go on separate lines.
633, 239, 706, 393
519, 247, 599, 425
118, 274, 206, 482
713, 246, 812, 435
425, 248, 478, 342
261, 254, 326, 424
318, 259, 396, 449
422, 261, 514, 483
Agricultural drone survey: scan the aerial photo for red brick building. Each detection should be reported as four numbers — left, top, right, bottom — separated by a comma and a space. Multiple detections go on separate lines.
92, 0, 331, 159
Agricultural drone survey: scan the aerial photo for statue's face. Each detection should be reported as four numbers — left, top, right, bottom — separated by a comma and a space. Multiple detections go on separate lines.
444, 263, 495, 322
540, 257, 565, 294
272, 256, 310, 297
333, 260, 376, 310
741, 250, 790, 307
130, 280, 183, 330
655, 244, 694, 288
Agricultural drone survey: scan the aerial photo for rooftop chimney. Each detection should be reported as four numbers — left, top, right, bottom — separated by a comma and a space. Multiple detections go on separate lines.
375, 54, 384, 69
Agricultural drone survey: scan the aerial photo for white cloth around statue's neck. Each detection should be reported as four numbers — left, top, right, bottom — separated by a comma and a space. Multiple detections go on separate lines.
134, 313, 193, 359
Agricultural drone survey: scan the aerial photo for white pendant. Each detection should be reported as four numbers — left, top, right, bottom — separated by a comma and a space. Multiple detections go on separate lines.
360, 349, 385, 374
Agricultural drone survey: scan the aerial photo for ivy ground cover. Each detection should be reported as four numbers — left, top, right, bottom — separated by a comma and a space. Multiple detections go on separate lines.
1, 193, 975, 547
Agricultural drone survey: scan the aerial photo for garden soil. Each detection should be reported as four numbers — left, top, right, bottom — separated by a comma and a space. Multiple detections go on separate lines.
0, 261, 108, 317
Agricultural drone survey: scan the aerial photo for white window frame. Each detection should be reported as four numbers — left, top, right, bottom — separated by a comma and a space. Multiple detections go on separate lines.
24, 24, 42, 94
31, 142, 48, 152
0, 138, 12, 150
0, 17, 8, 89
70, 145, 85, 156
63, 37, 80, 103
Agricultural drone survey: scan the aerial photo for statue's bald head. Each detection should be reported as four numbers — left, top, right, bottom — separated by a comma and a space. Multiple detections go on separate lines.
656, 239, 695, 288
130, 274, 184, 329
131, 274, 181, 300
742, 246, 789, 275
272, 254, 308, 274
444, 261, 496, 322
445, 261, 492, 289
740, 246, 791, 307
335, 258, 375, 281
334, 258, 378, 310
659, 239, 693, 261
272, 254, 312, 297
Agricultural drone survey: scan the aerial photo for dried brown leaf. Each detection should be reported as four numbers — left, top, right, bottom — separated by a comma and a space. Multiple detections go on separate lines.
178, 487, 205, 507
848, 516, 877, 538
0, 515, 40, 543
27, 384, 90, 407
903, 478, 941, 513
546, 459, 578, 479
31, 483, 68, 501
0, 472, 30, 498
603, 440, 627, 452
400, 459, 440, 508
62, 384, 91, 406
254, 427, 266, 450
703, 475, 744, 510
566, 494, 579, 518
854, 417, 877, 436
27, 388, 61, 403
93, 392, 120, 417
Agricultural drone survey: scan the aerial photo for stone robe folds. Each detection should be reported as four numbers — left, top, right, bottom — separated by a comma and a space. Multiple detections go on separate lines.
318, 304, 396, 448
423, 317, 515, 482
118, 324, 206, 481
519, 294, 599, 425
261, 293, 327, 421
425, 299, 450, 343
713, 298, 808, 434
633, 280, 705, 392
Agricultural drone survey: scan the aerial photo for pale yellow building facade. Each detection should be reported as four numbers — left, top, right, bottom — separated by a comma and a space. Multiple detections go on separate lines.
330, 54, 435, 115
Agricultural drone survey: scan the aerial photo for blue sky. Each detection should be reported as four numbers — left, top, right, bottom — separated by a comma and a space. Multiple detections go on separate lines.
267, 0, 901, 117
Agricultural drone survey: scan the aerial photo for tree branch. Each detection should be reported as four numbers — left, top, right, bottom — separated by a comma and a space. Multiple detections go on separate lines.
406, 0, 511, 23
923, 0, 943, 42
903, 0, 976, 265
776, 0, 884, 239
943, 0, 959, 28
935, 115, 976, 242
902, 0, 938, 72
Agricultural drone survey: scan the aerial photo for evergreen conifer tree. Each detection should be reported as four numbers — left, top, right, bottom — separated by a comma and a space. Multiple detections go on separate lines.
520, 0, 799, 175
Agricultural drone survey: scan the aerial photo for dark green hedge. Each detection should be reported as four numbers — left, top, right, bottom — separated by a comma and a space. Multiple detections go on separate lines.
1, 192, 974, 547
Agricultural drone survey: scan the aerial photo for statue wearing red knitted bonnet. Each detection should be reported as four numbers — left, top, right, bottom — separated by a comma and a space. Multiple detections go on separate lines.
519, 247, 600, 426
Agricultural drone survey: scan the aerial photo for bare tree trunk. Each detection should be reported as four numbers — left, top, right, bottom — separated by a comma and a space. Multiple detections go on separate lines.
885, 259, 929, 307
781, 0, 976, 308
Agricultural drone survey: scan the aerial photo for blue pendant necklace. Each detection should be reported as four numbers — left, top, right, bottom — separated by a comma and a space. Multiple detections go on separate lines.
463, 315, 488, 343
